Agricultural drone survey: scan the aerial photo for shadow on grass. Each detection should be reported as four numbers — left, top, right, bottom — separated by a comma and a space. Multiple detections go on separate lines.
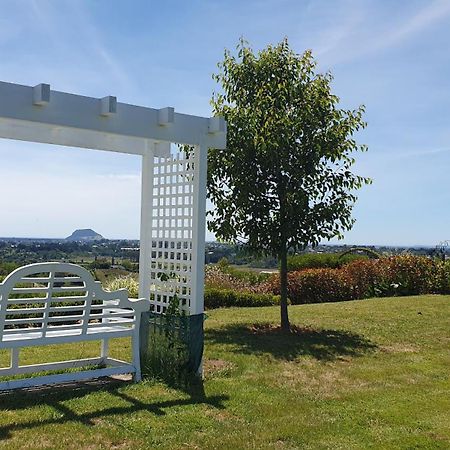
205, 323, 377, 361
0, 377, 227, 441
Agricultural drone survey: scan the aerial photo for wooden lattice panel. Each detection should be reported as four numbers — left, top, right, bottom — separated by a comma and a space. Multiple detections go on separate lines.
149, 151, 195, 313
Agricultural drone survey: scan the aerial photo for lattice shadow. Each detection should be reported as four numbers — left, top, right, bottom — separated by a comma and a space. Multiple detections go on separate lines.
0, 377, 227, 441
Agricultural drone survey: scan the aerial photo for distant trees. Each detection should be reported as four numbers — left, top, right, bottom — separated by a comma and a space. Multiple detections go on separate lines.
209, 39, 370, 330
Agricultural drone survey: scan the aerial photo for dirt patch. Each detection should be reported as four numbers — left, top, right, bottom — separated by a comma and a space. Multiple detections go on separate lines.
203, 359, 235, 377
202, 405, 241, 423
277, 361, 372, 398
249, 323, 317, 335
380, 344, 419, 353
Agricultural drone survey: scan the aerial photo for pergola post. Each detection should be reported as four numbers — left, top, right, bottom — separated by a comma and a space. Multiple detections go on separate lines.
138, 143, 155, 359
137, 142, 211, 375
190, 142, 208, 375
191, 142, 208, 316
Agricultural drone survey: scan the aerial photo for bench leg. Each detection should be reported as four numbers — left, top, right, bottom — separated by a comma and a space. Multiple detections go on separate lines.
101, 339, 109, 365
10, 348, 19, 369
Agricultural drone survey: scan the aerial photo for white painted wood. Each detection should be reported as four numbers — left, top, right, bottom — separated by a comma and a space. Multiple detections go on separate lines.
0, 364, 135, 391
145, 151, 195, 314
158, 107, 175, 126
0, 118, 171, 157
0, 81, 226, 150
101, 339, 109, 362
137, 146, 155, 364
10, 348, 19, 369
0, 79, 227, 380
138, 147, 155, 301
100, 96, 117, 116
0, 262, 150, 391
0, 357, 105, 377
208, 116, 226, 134
32, 83, 50, 106
191, 143, 208, 316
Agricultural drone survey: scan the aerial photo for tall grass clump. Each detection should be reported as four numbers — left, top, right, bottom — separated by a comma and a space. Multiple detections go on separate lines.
106, 275, 139, 298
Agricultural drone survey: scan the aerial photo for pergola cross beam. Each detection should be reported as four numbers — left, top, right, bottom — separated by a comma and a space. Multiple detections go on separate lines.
0, 81, 226, 154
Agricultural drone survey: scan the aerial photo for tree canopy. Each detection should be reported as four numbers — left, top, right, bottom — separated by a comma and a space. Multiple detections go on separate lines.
209, 39, 370, 329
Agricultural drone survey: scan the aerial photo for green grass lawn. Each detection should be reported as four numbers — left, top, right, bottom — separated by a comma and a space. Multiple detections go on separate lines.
0, 295, 449, 449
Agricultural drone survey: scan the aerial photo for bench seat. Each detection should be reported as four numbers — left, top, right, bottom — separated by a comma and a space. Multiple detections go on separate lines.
0, 262, 150, 391
1, 324, 132, 344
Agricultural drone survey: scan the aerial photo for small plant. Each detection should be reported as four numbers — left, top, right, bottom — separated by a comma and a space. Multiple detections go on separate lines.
142, 271, 192, 386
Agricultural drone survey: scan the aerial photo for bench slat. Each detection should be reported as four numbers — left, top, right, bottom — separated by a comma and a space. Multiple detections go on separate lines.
2, 320, 135, 335
7, 296, 87, 305
0, 325, 134, 348
20, 276, 84, 283
12, 286, 88, 294
0, 363, 136, 391
4, 308, 134, 319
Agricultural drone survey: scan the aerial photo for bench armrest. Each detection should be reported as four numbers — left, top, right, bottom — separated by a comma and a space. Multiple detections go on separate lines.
101, 289, 150, 313
127, 298, 151, 313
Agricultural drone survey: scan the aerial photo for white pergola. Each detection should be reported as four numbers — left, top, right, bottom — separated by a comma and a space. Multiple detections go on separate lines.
0, 80, 226, 320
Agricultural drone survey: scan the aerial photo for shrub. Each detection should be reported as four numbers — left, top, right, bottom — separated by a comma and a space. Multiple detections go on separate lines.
269, 269, 353, 304
341, 259, 381, 298
205, 288, 280, 309
89, 258, 111, 270
268, 255, 447, 304
374, 255, 435, 297
286, 253, 367, 271
431, 260, 450, 294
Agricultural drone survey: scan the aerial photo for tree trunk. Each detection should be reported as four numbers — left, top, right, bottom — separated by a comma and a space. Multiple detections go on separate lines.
279, 246, 290, 332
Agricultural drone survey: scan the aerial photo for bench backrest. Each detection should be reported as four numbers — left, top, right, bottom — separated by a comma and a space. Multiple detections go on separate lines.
0, 262, 148, 343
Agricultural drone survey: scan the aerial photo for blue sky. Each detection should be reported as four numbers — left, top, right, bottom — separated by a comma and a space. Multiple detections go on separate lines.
1, 0, 450, 246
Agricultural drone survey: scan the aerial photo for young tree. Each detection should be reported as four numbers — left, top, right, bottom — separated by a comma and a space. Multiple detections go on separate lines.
209, 39, 370, 330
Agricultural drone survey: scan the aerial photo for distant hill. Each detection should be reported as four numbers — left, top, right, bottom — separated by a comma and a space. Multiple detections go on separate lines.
66, 229, 104, 242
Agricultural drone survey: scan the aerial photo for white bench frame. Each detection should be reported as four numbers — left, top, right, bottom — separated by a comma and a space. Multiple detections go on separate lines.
0, 262, 149, 391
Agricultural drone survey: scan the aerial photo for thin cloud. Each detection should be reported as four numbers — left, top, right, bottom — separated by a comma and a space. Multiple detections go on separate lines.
25, 0, 133, 94
67, 3, 134, 93
315, 0, 450, 66
393, 147, 450, 160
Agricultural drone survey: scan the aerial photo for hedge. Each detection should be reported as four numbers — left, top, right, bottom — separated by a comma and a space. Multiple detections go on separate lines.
269, 255, 450, 304
286, 253, 368, 271
204, 288, 280, 309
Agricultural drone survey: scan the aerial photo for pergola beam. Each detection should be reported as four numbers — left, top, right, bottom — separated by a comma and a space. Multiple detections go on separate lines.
0, 118, 171, 156
0, 81, 227, 152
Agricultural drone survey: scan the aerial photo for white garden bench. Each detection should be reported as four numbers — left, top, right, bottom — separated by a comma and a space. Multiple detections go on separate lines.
0, 262, 149, 391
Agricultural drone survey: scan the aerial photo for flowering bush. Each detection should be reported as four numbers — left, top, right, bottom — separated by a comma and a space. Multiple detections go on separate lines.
374, 254, 435, 296
341, 259, 380, 298
431, 259, 450, 294
108, 255, 450, 309
267, 255, 450, 304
